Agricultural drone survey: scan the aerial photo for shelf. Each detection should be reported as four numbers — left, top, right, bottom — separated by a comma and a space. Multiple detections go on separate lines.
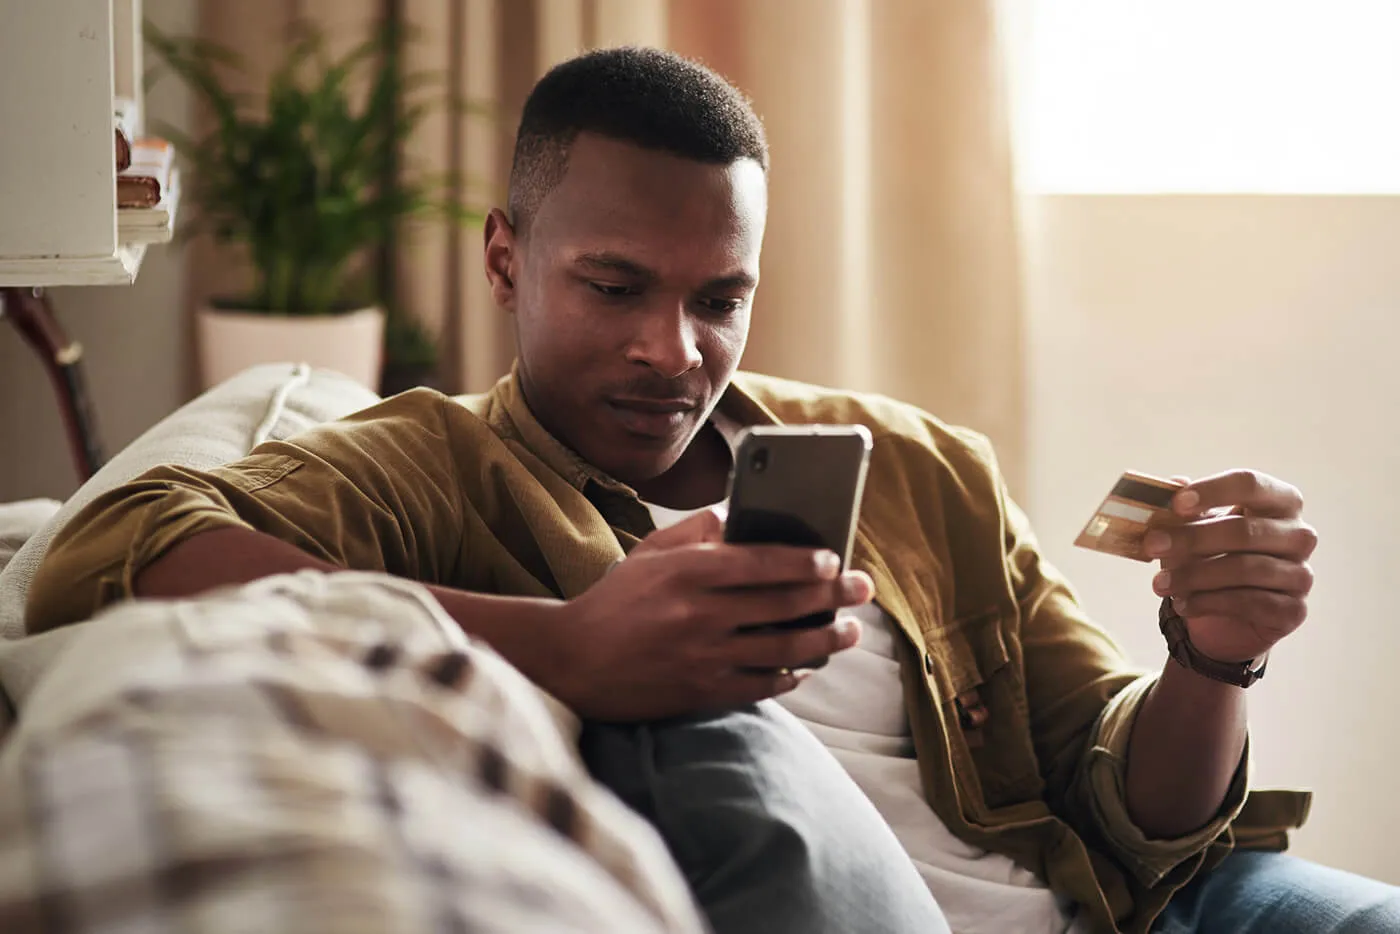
0, 165, 175, 285
0, 0, 156, 289
0, 244, 147, 288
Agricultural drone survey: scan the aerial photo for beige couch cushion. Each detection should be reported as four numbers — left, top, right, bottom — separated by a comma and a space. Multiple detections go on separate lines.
0, 364, 380, 639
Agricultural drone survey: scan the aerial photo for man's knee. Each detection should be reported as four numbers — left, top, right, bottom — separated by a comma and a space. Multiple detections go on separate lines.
579, 701, 880, 880
581, 701, 950, 934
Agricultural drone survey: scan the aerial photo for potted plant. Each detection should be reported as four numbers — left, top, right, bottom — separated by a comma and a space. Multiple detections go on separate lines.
146, 19, 473, 390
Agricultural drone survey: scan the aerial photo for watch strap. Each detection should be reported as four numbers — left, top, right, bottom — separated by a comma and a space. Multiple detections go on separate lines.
1158, 597, 1268, 688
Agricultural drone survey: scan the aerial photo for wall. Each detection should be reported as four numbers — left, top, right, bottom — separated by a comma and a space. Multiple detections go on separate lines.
1022, 194, 1400, 882
0, 0, 195, 502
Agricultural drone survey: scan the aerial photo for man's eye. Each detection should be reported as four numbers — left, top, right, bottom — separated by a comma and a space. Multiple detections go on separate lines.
700, 297, 745, 314
589, 282, 637, 298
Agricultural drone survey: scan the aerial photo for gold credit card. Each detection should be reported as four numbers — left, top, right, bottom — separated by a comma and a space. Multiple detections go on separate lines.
1074, 471, 1185, 562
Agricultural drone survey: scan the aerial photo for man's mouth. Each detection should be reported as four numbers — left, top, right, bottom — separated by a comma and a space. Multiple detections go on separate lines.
604, 397, 699, 439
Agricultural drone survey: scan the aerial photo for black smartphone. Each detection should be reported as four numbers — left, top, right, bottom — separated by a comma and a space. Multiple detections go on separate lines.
723, 424, 874, 632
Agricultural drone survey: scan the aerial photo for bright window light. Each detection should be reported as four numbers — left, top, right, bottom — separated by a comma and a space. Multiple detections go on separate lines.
1010, 0, 1400, 193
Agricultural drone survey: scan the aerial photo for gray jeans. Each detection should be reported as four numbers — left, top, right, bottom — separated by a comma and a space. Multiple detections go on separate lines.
580, 700, 952, 934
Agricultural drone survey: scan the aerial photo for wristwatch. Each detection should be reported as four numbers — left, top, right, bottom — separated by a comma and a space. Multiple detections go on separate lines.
1158, 597, 1269, 688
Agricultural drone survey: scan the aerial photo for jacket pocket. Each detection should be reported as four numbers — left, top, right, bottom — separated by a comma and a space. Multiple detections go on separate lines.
924, 607, 1043, 807
923, 606, 1010, 702
215, 453, 305, 494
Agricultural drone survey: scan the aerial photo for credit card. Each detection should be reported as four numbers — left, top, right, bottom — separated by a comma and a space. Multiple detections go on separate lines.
1074, 471, 1185, 562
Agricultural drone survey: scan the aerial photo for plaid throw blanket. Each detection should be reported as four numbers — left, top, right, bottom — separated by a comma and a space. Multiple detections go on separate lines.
0, 572, 706, 933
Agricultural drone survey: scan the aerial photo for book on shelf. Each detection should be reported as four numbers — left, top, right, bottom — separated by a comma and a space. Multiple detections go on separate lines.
117, 138, 174, 208
113, 96, 140, 172
118, 168, 180, 246
119, 169, 180, 226
115, 128, 131, 172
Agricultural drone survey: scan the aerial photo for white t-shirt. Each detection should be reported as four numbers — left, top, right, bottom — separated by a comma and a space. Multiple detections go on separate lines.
638, 418, 1087, 934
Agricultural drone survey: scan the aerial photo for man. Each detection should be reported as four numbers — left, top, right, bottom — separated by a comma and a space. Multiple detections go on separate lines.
28, 47, 1399, 934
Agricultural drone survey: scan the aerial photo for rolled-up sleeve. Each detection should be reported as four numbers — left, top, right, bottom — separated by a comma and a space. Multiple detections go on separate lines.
27, 390, 464, 633
1005, 489, 1243, 890
1078, 673, 1249, 886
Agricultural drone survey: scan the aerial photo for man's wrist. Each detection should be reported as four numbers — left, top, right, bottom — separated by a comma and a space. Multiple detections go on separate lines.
1158, 598, 1269, 688
428, 586, 570, 686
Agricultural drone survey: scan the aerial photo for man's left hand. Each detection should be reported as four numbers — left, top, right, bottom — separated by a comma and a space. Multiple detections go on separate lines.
1146, 469, 1318, 664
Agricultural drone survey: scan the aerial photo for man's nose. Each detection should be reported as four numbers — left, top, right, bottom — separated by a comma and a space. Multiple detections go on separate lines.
626, 304, 702, 379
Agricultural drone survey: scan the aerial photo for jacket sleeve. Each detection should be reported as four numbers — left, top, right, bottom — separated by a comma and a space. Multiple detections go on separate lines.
1005, 493, 1248, 887
26, 390, 465, 633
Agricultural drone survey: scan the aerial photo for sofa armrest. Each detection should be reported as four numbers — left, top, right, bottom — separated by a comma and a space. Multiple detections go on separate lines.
0, 364, 381, 639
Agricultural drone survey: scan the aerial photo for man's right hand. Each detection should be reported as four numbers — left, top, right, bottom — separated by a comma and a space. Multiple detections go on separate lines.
543, 507, 872, 721
133, 516, 871, 723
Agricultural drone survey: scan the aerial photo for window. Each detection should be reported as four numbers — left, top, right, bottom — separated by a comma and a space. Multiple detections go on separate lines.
1008, 0, 1400, 193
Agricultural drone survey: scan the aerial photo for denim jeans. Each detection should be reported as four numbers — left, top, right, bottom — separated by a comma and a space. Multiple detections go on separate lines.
1155, 849, 1400, 934
581, 700, 952, 934
583, 699, 1399, 934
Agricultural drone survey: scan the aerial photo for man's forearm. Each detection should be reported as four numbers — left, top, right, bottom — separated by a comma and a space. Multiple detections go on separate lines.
135, 526, 568, 688
135, 526, 330, 597
1123, 656, 1247, 839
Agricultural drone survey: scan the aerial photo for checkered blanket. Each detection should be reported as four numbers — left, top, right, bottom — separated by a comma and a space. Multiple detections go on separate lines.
0, 572, 706, 933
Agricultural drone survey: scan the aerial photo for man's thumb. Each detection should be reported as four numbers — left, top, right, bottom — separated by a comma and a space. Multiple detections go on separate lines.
639, 504, 727, 551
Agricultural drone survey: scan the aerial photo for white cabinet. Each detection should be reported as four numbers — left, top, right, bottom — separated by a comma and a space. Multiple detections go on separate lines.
0, 0, 176, 286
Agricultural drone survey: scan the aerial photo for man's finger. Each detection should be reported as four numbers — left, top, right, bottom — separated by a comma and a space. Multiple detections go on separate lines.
711, 668, 811, 708
1144, 514, 1317, 562
726, 616, 862, 669
672, 542, 852, 588
705, 574, 873, 629
634, 505, 727, 553
1172, 469, 1304, 519
1153, 553, 1314, 600
1176, 587, 1309, 632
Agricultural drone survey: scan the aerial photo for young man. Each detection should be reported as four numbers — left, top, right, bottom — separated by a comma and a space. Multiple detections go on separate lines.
28, 48, 1398, 934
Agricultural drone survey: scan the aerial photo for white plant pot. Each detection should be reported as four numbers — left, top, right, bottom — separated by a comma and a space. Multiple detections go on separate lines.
196, 305, 385, 391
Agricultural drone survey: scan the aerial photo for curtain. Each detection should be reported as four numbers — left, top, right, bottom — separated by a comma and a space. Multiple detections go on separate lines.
670, 0, 1027, 491
393, 0, 668, 394
192, 0, 1025, 490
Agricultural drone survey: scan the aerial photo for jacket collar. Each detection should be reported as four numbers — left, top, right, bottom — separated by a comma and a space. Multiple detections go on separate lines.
478, 363, 782, 495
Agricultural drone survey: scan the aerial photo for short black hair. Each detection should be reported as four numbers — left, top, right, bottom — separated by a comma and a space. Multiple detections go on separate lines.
507, 46, 768, 231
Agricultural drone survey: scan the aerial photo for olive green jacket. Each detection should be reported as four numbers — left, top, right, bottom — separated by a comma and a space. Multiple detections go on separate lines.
28, 369, 1310, 933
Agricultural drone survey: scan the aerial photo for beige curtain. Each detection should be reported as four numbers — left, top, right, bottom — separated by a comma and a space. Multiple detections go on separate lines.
192, 0, 1024, 490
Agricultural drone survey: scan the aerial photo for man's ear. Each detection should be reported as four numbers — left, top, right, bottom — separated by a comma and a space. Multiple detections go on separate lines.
483, 208, 518, 311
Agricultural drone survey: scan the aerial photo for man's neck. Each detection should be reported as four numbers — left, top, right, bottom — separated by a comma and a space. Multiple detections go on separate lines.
630, 421, 733, 509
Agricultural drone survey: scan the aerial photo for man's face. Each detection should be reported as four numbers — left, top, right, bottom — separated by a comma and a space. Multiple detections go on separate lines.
485, 133, 766, 487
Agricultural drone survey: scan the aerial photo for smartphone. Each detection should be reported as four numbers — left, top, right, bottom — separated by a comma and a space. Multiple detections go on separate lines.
723, 424, 874, 632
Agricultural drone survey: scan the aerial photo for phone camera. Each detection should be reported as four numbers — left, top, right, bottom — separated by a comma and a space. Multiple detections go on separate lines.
750, 447, 769, 473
